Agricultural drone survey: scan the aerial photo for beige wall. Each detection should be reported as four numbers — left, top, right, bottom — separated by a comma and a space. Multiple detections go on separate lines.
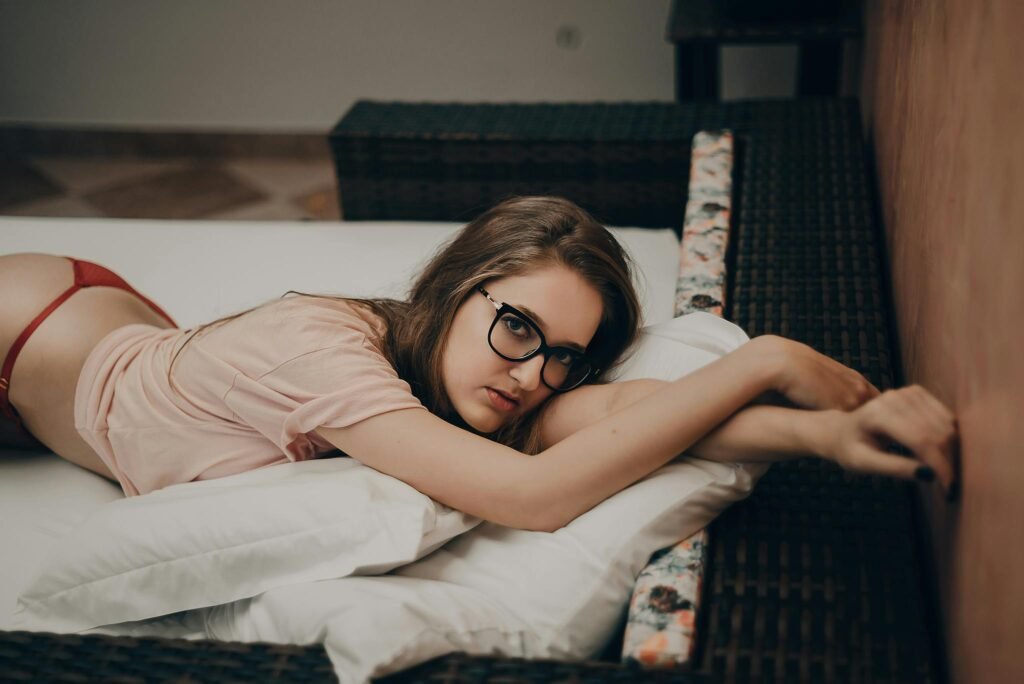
0, 0, 806, 131
861, 1, 1024, 681
0, 0, 675, 131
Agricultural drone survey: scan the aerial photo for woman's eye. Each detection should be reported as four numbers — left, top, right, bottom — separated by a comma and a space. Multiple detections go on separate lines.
553, 350, 575, 366
502, 315, 531, 337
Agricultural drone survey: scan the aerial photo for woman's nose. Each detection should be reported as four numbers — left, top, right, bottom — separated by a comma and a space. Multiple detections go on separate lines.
509, 354, 546, 391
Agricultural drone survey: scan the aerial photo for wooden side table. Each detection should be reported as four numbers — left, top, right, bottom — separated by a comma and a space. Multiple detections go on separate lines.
666, 0, 863, 100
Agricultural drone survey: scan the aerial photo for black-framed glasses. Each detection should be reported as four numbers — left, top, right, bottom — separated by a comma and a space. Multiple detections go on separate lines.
477, 286, 597, 392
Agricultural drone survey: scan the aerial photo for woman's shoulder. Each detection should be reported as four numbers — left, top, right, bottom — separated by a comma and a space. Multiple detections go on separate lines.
241, 296, 407, 387
171, 295, 400, 393
253, 295, 390, 345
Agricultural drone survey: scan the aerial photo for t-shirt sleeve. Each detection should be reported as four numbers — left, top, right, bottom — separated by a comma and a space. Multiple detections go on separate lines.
221, 301, 425, 460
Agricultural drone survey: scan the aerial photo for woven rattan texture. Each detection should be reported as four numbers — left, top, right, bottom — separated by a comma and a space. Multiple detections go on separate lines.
0, 629, 337, 682
329, 100, 865, 230
696, 103, 936, 683
0, 631, 708, 683
379, 653, 710, 684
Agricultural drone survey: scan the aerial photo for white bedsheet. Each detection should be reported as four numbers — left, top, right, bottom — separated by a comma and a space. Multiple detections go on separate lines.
0, 215, 682, 632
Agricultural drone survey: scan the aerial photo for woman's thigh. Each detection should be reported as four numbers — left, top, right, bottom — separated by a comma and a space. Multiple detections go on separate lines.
0, 253, 173, 479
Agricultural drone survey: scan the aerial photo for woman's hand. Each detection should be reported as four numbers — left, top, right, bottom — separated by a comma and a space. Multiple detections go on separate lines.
820, 385, 959, 496
754, 334, 880, 411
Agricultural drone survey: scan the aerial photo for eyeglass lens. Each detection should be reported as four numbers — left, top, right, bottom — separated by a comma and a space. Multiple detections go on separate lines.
490, 311, 590, 390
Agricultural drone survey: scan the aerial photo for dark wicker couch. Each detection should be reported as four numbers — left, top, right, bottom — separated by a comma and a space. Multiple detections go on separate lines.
1, 98, 945, 684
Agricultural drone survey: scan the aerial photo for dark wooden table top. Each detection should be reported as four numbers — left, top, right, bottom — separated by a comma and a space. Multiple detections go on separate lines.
666, 0, 863, 44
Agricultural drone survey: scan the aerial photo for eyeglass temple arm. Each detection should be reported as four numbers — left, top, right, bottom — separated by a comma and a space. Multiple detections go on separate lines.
478, 286, 502, 311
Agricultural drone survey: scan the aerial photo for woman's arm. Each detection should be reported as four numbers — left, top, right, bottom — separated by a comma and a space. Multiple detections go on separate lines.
547, 374, 958, 494
611, 378, 836, 463
316, 336, 776, 532
539, 334, 881, 454
538, 344, 958, 492
539, 377, 836, 464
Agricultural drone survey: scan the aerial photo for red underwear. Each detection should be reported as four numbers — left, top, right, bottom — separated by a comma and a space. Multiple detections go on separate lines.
0, 257, 178, 441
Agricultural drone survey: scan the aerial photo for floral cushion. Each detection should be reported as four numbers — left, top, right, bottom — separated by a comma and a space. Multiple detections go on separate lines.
622, 130, 733, 668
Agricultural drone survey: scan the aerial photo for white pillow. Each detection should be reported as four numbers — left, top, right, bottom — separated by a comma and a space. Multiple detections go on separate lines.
178, 312, 770, 682
200, 576, 532, 683
605, 310, 755, 382
12, 457, 480, 633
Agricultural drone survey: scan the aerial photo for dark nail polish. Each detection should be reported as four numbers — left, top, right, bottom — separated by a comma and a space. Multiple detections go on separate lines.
945, 480, 960, 503
915, 466, 935, 482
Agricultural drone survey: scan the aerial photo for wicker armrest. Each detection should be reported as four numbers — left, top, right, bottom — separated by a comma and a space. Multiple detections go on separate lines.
688, 100, 943, 683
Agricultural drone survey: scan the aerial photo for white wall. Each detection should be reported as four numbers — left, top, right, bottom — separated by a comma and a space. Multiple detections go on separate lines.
0, 0, 796, 132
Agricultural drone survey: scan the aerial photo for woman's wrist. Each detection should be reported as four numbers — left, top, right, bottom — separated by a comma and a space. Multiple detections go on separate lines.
791, 408, 844, 462
747, 334, 791, 392
742, 335, 792, 397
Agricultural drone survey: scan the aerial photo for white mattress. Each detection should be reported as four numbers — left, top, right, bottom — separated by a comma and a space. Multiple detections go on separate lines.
0, 215, 681, 630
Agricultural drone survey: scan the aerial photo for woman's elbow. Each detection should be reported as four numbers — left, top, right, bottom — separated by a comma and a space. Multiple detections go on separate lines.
483, 484, 561, 532
517, 505, 561, 533
497, 493, 559, 532
533, 516, 566, 533
518, 487, 576, 532
508, 514, 557, 533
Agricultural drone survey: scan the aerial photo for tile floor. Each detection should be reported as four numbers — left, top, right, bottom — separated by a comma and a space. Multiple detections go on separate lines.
0, 156, 341, 222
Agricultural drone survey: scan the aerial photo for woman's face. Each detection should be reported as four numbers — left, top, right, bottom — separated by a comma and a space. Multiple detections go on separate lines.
441, 264, 604, 434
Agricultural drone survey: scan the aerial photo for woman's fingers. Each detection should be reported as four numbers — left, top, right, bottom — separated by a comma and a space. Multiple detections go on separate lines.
898, 385, 959, 476
916, 387, 958, 431
855, 387, 958, 491
863, 377, 882, 399
848, 372, 880, 408
820, 355, 879, 410
773, 339, 889, 412
841, 441, 923, 482
770, 341, 958, 493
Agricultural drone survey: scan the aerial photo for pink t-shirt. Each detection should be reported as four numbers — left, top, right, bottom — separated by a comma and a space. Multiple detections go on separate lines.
74, 296, 425, 497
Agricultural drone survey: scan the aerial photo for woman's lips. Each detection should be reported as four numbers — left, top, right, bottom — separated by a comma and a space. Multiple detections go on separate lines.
486, 387, 519, 412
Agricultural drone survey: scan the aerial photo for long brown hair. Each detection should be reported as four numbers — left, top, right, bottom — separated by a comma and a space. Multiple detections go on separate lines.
168, 196, 642, 453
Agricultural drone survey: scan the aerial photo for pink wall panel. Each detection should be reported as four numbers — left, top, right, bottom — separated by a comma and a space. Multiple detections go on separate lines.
861, 1, 1024, 681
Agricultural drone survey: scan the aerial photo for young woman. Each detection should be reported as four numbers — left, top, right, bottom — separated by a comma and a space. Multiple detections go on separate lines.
0, 196, 958, 530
